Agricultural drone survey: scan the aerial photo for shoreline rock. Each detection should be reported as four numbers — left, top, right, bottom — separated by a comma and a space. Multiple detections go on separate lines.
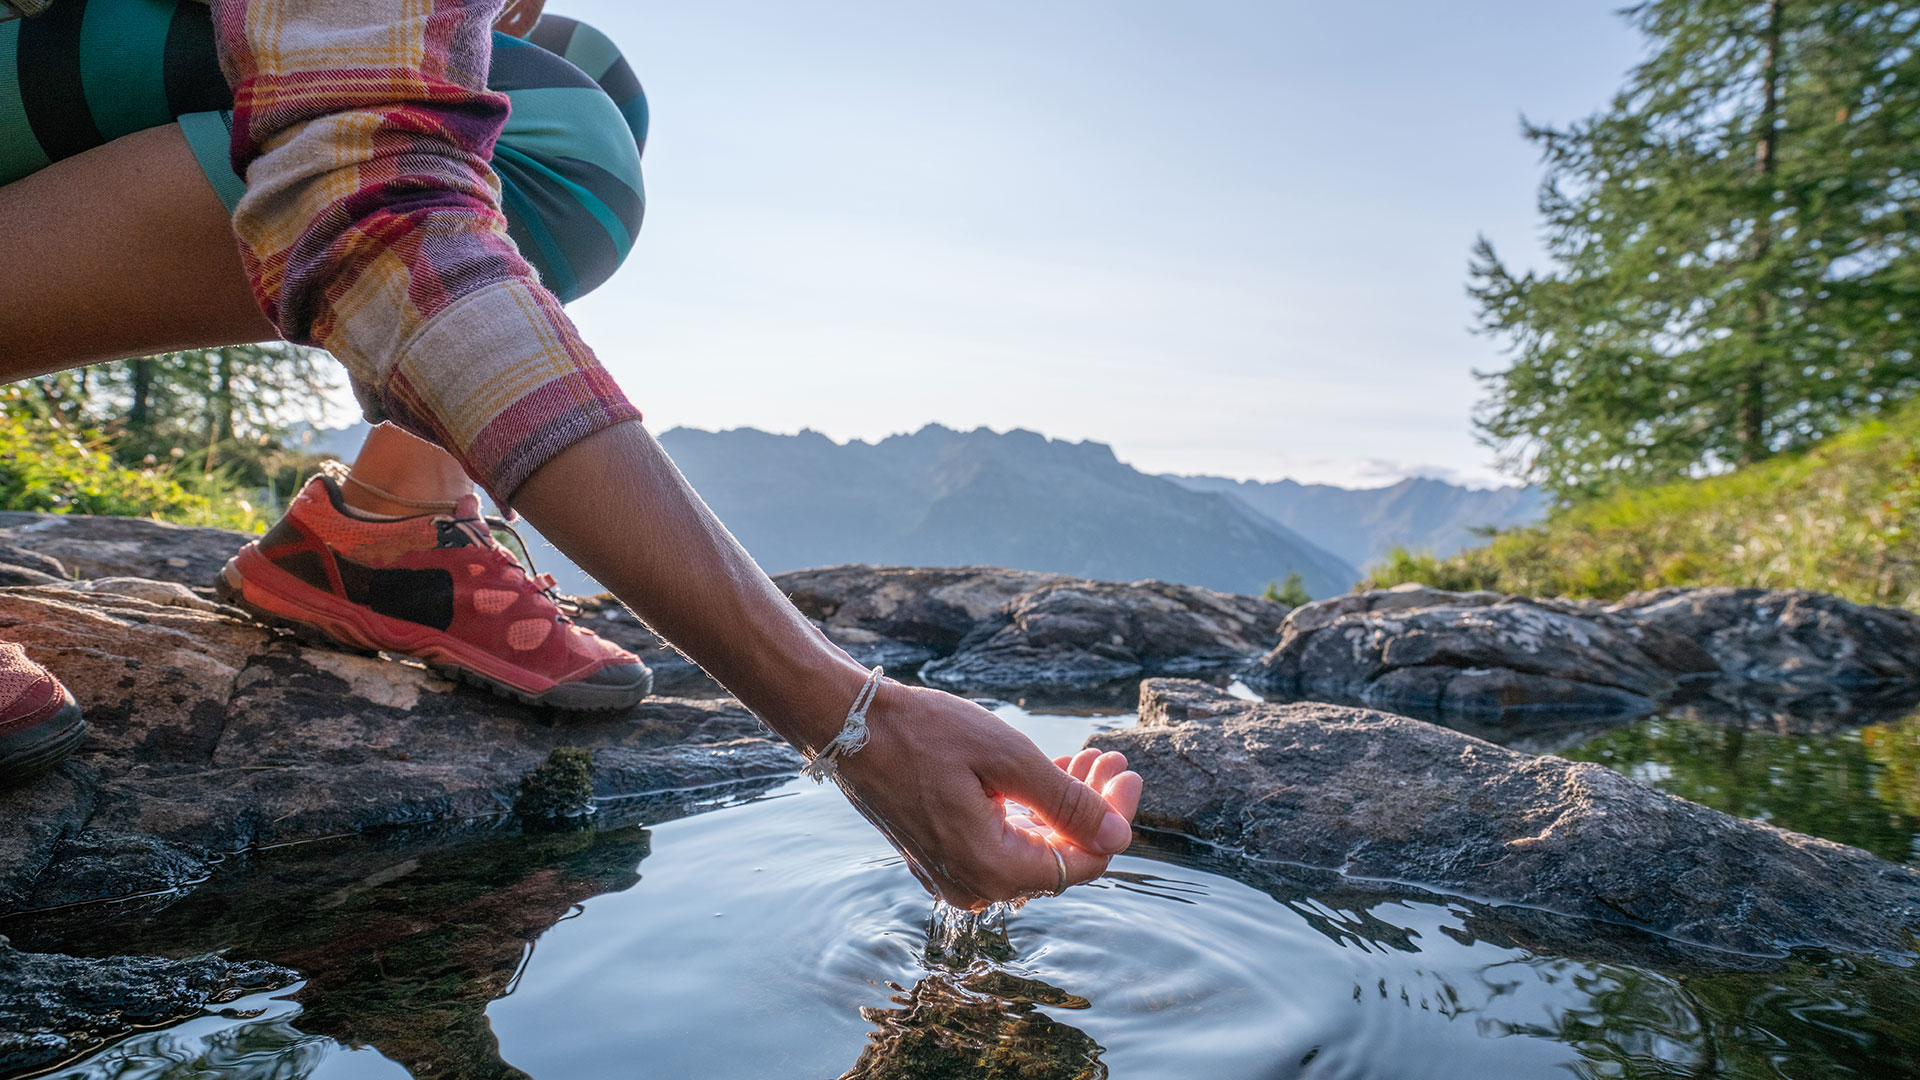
1245, 584, 1920, 721
777, 565, 1289, 692
1088, 679, 1920, 960
0, 579, 800, 913
0, 942, 296, 1077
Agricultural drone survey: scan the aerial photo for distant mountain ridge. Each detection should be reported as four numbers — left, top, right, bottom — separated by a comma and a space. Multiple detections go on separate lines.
287, 422, 1535, 598
654, 425, 1358, 599
1171, 474, 1548, 572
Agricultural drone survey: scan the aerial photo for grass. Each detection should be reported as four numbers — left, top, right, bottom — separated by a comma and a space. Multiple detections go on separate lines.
1367, 398, 1920, 610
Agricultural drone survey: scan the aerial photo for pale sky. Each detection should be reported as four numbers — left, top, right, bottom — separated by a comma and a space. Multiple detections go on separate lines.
552, 0, 1645, 488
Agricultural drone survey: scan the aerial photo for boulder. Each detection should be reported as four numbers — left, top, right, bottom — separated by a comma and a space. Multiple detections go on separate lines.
0, 580, 801, 912
1614, 587, 1920, 685
0, 941, 295, 1076
779, 565, 1289, 692
0, 511, 250, 588
1246, 583, 1920, 719
1088, 680, 1920, 959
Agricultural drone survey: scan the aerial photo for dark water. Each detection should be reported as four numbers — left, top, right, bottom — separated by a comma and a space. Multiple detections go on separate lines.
12, 704, 1920, 1080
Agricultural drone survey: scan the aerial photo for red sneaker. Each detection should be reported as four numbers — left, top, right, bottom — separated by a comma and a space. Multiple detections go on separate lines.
0, 642, 86, 785
216, 475, 652, 711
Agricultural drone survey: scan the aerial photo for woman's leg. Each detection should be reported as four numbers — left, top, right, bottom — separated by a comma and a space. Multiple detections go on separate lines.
0, 124, 477, 515
0, 124, 273, 374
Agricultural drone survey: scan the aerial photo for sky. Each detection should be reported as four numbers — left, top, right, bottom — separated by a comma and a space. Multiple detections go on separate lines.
553, 0, 1647, 489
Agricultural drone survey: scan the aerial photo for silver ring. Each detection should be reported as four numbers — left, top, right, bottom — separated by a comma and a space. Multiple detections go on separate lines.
1048, 844, 1069, 897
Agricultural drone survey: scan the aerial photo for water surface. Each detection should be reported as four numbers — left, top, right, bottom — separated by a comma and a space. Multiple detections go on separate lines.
16, 704, 1920, 1080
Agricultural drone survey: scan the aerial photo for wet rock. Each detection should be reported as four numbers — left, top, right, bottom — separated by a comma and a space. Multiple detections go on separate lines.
1088, 680, 1920, 959
0, 941, 295, 1076
0, 583, 801, 913
1245, 583, 1920, 719
779, 565, 1288, 692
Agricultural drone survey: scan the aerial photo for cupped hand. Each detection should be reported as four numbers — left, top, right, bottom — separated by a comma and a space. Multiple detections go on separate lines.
831, 681, 1143, 910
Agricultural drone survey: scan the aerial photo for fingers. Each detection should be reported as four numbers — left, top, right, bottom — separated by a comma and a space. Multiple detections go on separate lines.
982, 741, 1132, 857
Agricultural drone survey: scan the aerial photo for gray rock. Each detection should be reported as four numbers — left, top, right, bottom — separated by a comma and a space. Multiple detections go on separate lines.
778, 565, 1289, 692
1246, 583, 1920, 720
1613, 586, 1920, 685
0, 512, 250, 588
1088, 680, 1920, 959
0, 942, 296, 1076
0, 583, 801, 912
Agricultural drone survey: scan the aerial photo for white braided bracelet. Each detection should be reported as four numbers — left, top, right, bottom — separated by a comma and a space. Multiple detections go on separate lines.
800, 665, 884, 782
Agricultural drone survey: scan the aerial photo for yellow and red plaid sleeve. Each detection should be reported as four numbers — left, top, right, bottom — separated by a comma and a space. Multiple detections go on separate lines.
206, 0, 640, 502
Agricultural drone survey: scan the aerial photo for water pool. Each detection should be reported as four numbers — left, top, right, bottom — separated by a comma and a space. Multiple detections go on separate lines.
12, 704, 1920, 1080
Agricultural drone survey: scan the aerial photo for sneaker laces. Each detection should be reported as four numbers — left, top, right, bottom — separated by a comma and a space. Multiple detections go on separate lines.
312, 461, 579, 616
469, 513, 581, 618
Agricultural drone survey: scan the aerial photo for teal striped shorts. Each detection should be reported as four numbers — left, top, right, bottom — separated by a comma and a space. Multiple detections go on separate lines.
0, 0, 645, 304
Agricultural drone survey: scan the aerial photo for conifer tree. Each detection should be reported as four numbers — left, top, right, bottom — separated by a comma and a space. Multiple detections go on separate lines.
1474, 0, 1920, 498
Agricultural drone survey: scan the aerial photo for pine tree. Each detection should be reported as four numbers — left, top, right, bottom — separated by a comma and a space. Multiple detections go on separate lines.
1474, 0, 1920, 499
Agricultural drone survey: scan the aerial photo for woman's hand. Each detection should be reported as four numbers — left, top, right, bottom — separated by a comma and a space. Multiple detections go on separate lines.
833, 682, 1143, 910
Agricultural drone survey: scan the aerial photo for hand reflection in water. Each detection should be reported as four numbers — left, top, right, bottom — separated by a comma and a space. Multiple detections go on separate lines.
839, 896, 1109, 1080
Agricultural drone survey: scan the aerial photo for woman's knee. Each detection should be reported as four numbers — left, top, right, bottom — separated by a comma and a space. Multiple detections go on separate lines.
489, 27, 646, 303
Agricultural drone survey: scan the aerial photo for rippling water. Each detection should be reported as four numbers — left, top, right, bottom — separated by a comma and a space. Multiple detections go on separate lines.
20, 704, 1920, 1080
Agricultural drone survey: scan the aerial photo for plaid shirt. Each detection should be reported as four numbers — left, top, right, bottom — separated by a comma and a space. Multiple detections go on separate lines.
207, 0, 639, 501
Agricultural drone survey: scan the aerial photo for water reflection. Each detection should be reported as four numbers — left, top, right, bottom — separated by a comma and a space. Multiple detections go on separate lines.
6, 797, 740, 1080
840, 905, 1105, 1080
1560, 714, 1920, 863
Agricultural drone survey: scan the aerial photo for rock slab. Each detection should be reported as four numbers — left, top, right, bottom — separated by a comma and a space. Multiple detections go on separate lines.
0, 941, 296, 1076
779, 565, 1289, 692
0, 580, 801, 913
1246, 583, 1920, 718
1088, 679, 1920, 959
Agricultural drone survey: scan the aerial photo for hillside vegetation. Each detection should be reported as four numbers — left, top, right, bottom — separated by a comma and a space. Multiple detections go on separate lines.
1369, 399, 1920, 610
0, 410, 265, 532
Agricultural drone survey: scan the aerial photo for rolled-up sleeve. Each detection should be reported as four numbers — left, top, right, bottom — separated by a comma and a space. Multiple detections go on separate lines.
208, 0, 640, 502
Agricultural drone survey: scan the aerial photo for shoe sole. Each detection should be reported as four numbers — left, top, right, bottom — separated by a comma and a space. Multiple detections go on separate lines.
217, 549, 651, 712
0, 693, 86, 786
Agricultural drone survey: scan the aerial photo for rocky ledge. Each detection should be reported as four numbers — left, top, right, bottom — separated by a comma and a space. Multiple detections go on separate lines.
1245, 583, 1920, 721
0, 575, 800, 913
1089, 680, 1920, 960
775, 564, 1289, 694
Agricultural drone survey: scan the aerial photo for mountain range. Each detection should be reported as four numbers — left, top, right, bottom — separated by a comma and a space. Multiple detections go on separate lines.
1169, 474, 1549, 571
289, 423, 1544, 599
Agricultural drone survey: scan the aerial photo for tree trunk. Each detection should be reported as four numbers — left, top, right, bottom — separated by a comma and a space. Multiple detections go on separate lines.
128, 358, 154, 432
1740, 0, 1783, 464
205, 351, 234, 473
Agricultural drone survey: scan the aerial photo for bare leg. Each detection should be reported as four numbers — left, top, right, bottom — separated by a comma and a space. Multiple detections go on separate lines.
0, 125, 274, 374
341, 424, 476, 515
0, 126, 484, 520
0, 125, 1141, 908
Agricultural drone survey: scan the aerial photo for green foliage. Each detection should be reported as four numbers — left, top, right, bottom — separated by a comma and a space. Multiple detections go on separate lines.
6, 344, 338, 526
0, 390, 265, 530
1366, 395, 1920, 608
16, 343, 337, 486
1261, 572, 1313, 607
1474, 0, 1920, 499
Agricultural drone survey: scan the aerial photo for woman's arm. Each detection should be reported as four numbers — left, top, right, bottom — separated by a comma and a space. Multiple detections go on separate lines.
514, 422, 1141, 908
